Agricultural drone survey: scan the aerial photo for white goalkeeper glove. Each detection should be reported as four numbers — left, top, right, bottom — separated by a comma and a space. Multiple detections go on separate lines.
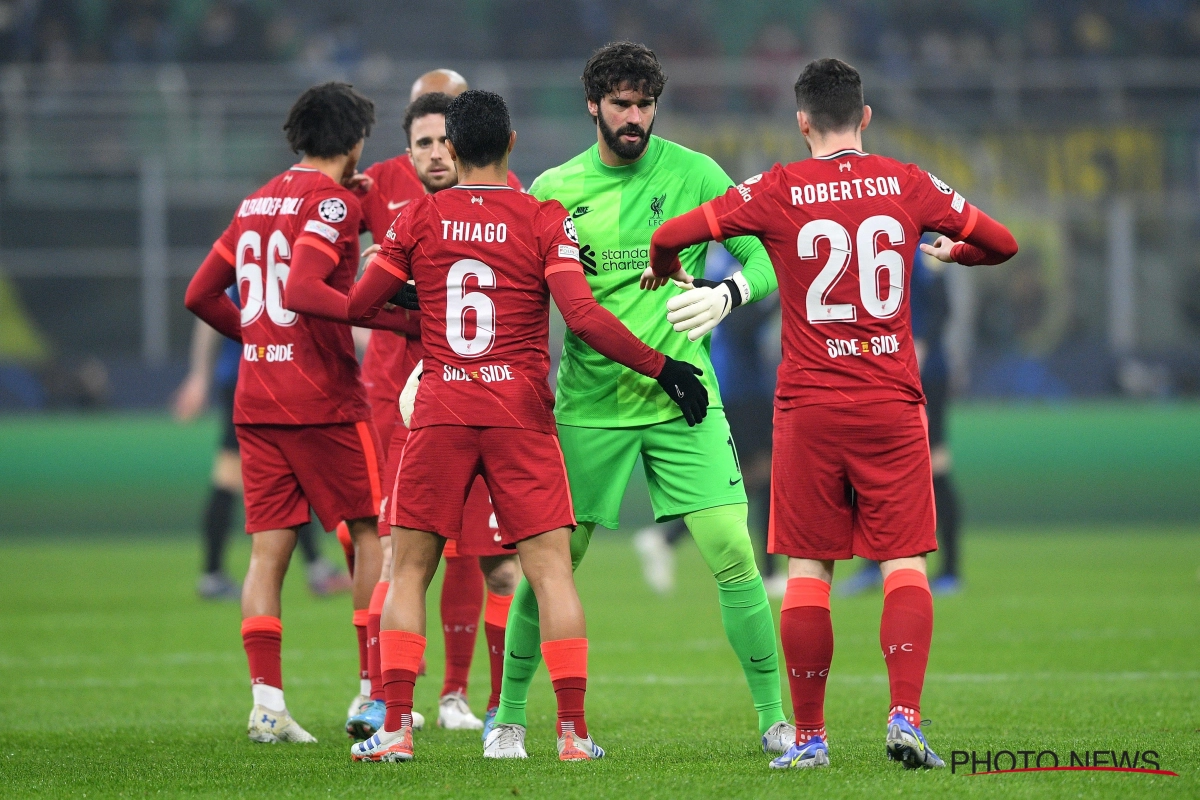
665, 271, 752, 342
398, 359, 422, 428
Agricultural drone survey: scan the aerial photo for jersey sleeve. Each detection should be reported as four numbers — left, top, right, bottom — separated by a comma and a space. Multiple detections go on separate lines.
702, 163, 789, 242
906, 165, 975, 240
294, 190, 361, 265
692, 156, 776, 302
375, 197, 418, 282
537, 200, 585, 278
357, 162, 387, 240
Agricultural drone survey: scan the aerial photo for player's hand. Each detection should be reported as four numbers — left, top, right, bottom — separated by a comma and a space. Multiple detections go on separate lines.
361, 243, 382, 262
172, 372, 209, 421
655, 356, 708, 427
398, 360, 423, 428
345, 172, 374, 194
919, 236, 957, 263
665, 272, 749, 342
640, 264, 691, 290
390, 282, 419, 310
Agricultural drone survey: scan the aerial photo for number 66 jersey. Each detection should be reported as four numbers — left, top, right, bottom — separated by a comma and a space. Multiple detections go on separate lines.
701, 150, 975, 410
202, 165, 371, 425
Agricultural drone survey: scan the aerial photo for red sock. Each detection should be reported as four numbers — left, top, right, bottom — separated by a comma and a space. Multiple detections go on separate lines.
542, 638, 588, 738
353, 608, 369, 688
367, 581, 388, 701
381, 629, 426, 731
241, 616, 283, 690
484, 591, 513, 709
781, 578, 833, 743
439, 552, 483, 697
335, 521, 355, 577
880, 569, 933, 726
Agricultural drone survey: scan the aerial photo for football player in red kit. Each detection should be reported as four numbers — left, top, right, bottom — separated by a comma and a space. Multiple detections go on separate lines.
348, 78, 525, 741
184, 82, 405, 744
647, 59, 1017, 770
346, 90, 709, 763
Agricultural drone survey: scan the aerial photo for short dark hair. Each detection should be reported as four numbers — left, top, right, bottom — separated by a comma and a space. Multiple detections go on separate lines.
403, 92, 453, 144
794, 58, 864, 134
283, 82, 375, 158
444, 90, 511, 169
582, 41, 667, 106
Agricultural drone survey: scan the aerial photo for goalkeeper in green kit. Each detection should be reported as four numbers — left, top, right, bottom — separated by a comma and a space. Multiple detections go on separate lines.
484, 42, 793, 759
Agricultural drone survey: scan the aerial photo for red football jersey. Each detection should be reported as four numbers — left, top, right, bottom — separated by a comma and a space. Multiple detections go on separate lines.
375, 184, 579, 434
358, 156, 522, 404
703, 149, 976, 408
213, 165, 371, 425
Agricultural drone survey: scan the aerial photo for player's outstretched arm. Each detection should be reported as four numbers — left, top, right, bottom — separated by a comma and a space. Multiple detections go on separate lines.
549, 268, 708, 426
286, 241, 410, 330
921, 209, 1018, 266
184, 247, 242, 342
346, 256, 414, 327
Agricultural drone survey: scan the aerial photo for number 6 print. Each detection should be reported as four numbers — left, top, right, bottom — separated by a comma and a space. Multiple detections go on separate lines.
445, 259, 497, 357
235, 230, 297, 327
800, 215, 906, 324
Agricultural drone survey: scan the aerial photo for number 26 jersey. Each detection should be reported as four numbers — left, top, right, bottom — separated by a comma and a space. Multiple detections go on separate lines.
702, 150, 975, 409
376, 184, 582, 434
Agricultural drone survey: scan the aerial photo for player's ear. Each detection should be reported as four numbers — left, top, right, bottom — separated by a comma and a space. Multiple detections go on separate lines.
507, 130, 516, 155
797, 110, 808, 136
860, 105, 872, 132
446, 138, 458, 163
586, 98, 599, 121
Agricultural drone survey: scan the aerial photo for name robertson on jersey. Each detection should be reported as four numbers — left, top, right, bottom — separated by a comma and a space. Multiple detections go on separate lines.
238, 197, 303, 217
441, 220, 508, 243
789, 176, 902, 206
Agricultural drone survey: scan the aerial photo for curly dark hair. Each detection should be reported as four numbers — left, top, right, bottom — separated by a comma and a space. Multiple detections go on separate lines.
283, 82, 375, 158
444, 90, 511, 169
793, 58, 864, 134
403, 92, 453, 144
582, 41, 667, 107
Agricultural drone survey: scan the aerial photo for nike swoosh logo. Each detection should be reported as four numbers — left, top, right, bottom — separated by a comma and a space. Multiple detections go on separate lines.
387, 199, 411, 211
509, 651, 535, 660
750, 654, 771, 663
729, 477, 742, 486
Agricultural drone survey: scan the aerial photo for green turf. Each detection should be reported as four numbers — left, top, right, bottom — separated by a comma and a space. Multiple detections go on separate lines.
0, 529, 1196, 797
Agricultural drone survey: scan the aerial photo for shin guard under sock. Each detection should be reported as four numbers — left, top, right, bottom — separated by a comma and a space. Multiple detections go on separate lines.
494, 578, 541, 727
716, 576, 787, 734
380, 630, 426, 731
367, 581, 388, 701
780, 578, 833, 740
484, 591, 513, 709
880, 569, 933, 723
440, 554, 484, 697
242, 616, 284, 709
542, 638, 588, 738
353, 609, 370, 695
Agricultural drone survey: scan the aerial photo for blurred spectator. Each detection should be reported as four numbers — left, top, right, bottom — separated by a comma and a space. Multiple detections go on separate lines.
189, 0, 268, 62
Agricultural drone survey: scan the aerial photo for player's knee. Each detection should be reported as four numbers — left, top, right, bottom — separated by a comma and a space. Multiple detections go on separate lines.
712, 549, 760, 585
481, 554, 521, 595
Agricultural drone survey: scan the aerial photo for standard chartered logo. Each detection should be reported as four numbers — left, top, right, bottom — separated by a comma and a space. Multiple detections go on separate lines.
598, 246, 649, 272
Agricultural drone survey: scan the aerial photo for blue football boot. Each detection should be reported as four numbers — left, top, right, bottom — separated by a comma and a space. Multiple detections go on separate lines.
885, 713, 944, 769
769, 734, 830, 769
482, 706, 498, 742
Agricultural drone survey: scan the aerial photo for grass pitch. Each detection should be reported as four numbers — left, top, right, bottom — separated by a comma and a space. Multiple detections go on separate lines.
0, 528, 1196, 798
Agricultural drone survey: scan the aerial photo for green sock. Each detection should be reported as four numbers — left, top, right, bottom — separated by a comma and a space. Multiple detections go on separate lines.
685, 504, 786, 734
494, 577, 541, 728
494, 523, 596, 729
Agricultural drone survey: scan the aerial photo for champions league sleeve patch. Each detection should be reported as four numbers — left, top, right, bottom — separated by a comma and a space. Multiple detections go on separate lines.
928, 173, 954, 195
563, 217, 579, 243
318, 197, 349, 223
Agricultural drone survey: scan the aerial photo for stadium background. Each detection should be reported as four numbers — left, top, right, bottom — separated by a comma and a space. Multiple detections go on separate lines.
0, 1, 1197, 797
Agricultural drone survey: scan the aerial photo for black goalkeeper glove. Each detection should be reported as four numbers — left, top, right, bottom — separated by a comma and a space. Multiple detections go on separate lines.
390, 282, 419, 310
655, 356, 709, 427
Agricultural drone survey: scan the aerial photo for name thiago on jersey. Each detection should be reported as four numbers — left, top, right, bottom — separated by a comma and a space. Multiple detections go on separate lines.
441, 220, 508, 243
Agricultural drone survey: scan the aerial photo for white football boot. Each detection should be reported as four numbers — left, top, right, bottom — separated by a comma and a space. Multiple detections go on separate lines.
247, 705, 317, 743
762, 720, 797, 754
438, 691, 484, 730
557, 730, 605, 761
350, 726, 413, 762
483, 723, 528, 758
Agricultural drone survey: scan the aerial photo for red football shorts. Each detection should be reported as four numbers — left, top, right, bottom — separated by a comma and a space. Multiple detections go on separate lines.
236, 421, 384, 534
389, 425, 575, 547
368, 391, 400, 459
768, 400, 936, 561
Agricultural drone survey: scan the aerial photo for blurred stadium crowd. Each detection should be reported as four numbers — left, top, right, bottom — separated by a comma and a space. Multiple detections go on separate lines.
5, 1, 1200, 66
1, 0, 1200, 411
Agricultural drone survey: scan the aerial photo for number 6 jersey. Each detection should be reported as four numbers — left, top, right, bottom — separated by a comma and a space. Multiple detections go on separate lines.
369, 184, 590, 435
699, 150, 976, 409
191, 165, 371, 425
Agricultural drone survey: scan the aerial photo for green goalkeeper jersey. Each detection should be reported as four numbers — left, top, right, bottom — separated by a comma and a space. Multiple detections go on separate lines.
531, 136, 777, 428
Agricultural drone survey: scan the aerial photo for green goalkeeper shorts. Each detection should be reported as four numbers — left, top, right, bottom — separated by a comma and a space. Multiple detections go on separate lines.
557, 410, 748, 530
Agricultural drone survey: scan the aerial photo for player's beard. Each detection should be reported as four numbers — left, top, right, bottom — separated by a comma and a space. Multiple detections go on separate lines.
598, 113, 655, 161
417, 162, 458, 194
